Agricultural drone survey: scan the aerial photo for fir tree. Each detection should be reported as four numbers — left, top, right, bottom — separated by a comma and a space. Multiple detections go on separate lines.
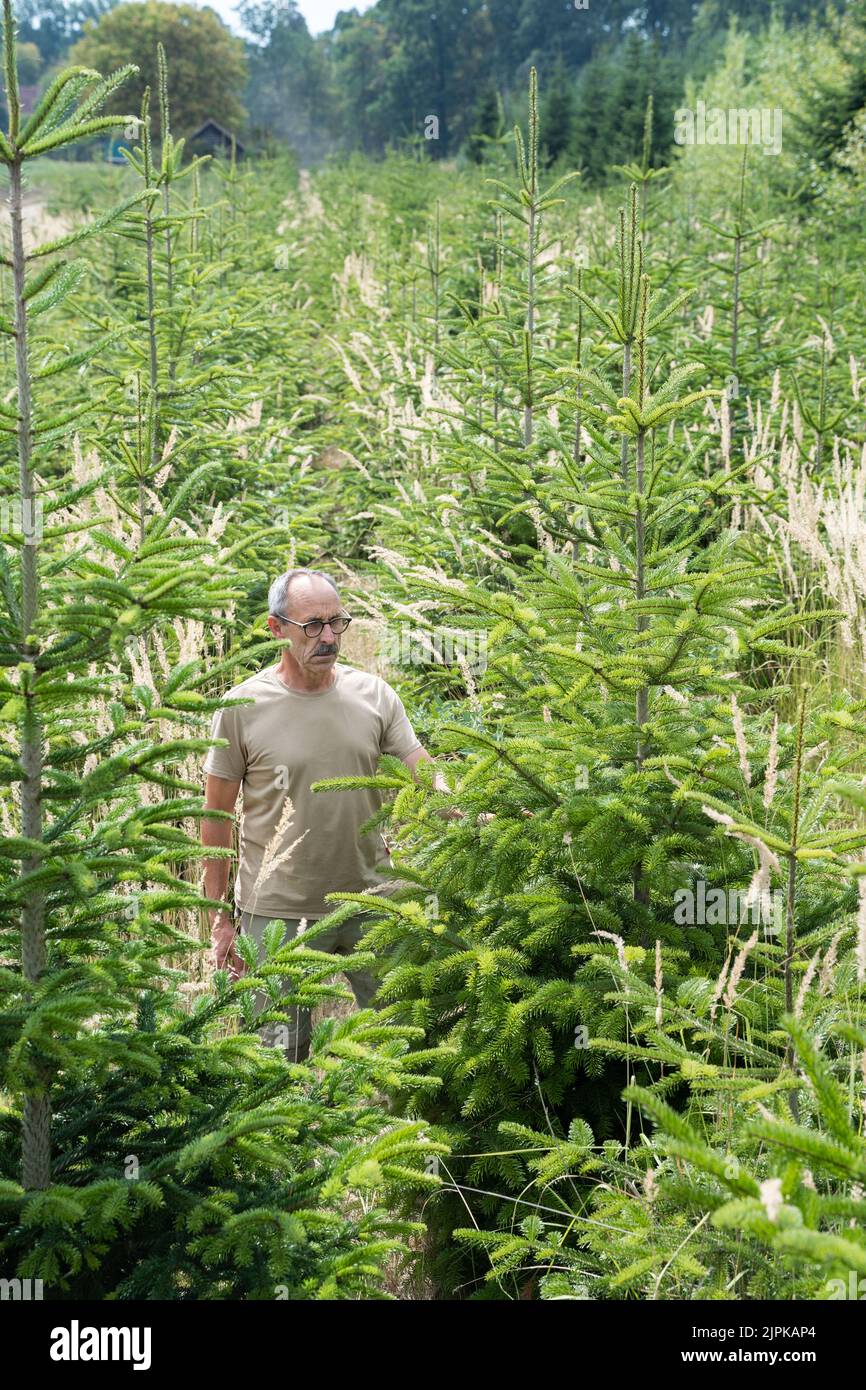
539, 55, 574, 168
464, 79, 506, 165
790, 0, 866, 181
309, 85, 809, 1288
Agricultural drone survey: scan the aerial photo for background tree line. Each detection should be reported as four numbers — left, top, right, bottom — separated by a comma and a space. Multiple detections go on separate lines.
3, 0, 865, 181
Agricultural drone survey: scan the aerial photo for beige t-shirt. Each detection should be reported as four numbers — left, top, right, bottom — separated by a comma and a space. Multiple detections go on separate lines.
203, 662, 422, 919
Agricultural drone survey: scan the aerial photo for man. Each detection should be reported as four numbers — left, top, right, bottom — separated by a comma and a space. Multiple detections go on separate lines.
201, 567, 452, 1062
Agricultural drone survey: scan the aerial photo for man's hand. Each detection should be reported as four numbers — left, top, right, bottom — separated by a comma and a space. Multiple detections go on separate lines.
203, 775, 242, 976
402, 747, 463, 821
211, 909, 245, 979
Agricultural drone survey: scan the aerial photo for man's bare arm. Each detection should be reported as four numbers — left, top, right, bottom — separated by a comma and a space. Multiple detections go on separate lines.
202, 773, 243, 973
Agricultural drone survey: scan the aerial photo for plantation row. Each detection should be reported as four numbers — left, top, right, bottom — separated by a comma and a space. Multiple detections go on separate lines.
1, 6, 866, 1299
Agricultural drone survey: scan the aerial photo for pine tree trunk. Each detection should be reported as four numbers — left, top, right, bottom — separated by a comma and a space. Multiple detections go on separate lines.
784, 697, 806, 1125
162, 178, 175, 383
620, 342, 631, 488
731, 233, 741, 378
10, 155, 51, 1190
145, 197, 159, 470
572, 272, 582, 468
524, 195, 535, 449
634, 424, 650, 935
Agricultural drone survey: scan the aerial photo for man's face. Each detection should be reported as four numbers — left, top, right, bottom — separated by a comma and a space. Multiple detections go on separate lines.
270, 579, 344, 673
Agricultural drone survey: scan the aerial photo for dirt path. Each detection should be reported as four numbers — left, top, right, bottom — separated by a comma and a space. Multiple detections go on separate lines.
0, 188, 78, 253
19, 192, 76, 253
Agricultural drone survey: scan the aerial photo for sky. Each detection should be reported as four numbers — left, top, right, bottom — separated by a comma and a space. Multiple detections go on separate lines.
203, 0, 376, 37
294, 0, 376, 30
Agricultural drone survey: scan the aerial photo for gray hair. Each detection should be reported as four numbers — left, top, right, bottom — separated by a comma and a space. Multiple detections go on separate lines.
268, 568, 340, 618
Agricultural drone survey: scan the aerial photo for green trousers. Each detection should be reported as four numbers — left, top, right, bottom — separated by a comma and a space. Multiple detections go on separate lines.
237, 909, 380, 1062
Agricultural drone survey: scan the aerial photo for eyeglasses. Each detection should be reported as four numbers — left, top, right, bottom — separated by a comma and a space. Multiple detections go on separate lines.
272, 612, 353, 638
